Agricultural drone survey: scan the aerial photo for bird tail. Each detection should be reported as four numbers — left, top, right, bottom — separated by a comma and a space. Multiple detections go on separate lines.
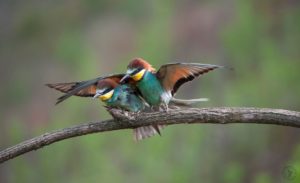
170, 98, 209, 107
133, 125, 165, 141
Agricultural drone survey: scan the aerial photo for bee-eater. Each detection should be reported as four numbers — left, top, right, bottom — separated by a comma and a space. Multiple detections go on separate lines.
121, 58, 222, 110
47, 74, 163, 141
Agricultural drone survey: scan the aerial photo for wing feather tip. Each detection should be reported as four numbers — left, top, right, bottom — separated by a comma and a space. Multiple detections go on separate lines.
45, 83, 54, 88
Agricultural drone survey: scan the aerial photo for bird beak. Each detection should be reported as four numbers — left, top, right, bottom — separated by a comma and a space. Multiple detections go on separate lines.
121, 69, 136, 83
120, 74, 130, 83
93, 91, 102, 99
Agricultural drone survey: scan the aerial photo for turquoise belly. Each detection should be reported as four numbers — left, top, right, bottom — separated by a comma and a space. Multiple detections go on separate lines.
105, 85, 144, 112
137, 72, 164, 106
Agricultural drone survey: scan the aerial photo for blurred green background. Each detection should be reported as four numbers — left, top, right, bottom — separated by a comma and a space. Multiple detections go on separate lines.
1, 0, 300, 183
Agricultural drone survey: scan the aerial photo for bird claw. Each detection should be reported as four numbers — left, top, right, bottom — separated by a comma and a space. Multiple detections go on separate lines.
122, 111, 139, 121
131, 112, 141, 121
123, 111, 129, 117
159, 104, 169, 113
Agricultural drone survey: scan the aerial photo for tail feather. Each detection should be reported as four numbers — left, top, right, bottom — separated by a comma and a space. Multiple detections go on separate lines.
133, 125, 165, 141
170, 98, 209, 106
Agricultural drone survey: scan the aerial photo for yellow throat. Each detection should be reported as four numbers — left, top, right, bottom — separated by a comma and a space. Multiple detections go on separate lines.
132, 69, 146, 81
99, 90, 114, 101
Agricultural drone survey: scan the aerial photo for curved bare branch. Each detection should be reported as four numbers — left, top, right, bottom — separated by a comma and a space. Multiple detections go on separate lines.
1, 107, 300, 164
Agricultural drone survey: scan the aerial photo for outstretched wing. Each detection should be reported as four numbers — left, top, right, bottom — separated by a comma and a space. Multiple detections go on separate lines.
46, 74, 126, 104
156, 63, 222, 96
46, 82, 95, 97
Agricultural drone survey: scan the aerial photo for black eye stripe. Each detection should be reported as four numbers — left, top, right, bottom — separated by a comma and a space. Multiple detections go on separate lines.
102, 88, 113, 95
131, 68, 143, 75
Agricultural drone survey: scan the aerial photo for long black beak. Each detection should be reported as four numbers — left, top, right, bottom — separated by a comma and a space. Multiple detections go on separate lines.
93, 91, 102, 99
120, 74, 130, 83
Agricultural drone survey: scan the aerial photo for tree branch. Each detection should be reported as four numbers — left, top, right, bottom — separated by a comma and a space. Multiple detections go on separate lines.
1, 107, 300, 164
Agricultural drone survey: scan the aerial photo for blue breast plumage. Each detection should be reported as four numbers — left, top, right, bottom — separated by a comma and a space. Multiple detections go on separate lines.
136, 71, 170, 106
106, 84, 145, 112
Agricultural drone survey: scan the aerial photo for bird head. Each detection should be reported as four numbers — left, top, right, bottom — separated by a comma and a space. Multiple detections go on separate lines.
93, 79, 118, 101
120, 58, 155, 82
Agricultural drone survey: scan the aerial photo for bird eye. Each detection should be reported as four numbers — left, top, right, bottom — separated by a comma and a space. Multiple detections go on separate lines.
131, 69, 146, 81
102, 88, 113, 94
130, 68, 142, 76
99, 89, 114, 101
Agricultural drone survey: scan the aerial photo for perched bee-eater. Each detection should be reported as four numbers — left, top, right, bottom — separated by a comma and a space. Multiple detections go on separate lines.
121, 58, 222, 110
47, 74, 163, 141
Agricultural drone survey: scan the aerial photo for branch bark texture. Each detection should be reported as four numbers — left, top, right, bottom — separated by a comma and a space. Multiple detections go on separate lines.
1, 107, 300, 164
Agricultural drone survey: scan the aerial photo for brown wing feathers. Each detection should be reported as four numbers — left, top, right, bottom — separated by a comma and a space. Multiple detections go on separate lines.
156, 63, 221, 95
46, 82, 87, 96
46, 74, 126, 104
46, 80, 97, 104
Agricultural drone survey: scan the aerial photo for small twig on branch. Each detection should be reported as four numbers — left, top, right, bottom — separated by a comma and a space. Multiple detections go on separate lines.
1, 107, 300, 164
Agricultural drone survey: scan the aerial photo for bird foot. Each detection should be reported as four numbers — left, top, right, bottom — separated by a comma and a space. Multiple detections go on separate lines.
122, 111, 140, 121
159, 104, 169, 113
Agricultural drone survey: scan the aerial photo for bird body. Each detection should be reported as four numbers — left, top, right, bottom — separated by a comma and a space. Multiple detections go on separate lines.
121, 58, 222, 110
47, 74, 161, 141
136, 71, 170, 106
104, 84, 145, 112
47, 58, 221, 140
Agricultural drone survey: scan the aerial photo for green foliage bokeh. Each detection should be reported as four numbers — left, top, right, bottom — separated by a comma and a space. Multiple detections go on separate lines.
0, 1, 300, 183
